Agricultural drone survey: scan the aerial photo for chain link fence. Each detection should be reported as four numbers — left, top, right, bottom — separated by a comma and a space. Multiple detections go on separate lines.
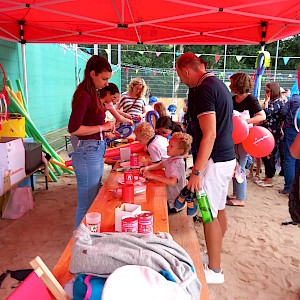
121, 66, 298, 100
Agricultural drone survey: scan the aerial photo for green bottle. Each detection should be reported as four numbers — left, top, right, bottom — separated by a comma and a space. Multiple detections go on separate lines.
196, 190, 214, 223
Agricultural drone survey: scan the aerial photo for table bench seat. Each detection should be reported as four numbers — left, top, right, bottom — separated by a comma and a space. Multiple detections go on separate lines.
169, 210, 209, 300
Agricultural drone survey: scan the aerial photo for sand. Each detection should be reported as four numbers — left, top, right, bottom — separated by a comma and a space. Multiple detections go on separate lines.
0, 150, 299, 300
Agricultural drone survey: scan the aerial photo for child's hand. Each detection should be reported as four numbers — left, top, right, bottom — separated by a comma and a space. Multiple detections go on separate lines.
127, 119, 134, 126
140, 166, 148, 176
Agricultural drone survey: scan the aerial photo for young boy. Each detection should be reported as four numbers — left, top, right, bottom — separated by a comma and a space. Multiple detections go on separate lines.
140, 132, 192, 213
134, 122, 169, 163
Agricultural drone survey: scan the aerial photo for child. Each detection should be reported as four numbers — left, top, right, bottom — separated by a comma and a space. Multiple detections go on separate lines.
140, 132, 192, 213
134, 122, 169, 163
100, 83, 133, 126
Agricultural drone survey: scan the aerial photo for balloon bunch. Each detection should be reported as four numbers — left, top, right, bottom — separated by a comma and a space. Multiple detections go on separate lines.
232, 116, 275, 158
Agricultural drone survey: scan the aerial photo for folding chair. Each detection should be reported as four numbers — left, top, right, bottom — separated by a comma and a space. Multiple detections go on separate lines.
6, 256, 70, 300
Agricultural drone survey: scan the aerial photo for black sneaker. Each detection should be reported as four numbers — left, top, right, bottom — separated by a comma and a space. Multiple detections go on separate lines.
278, 189, 289, 195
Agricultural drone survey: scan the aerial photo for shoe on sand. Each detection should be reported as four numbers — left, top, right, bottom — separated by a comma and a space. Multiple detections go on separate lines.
226, 199, 244, 207
252, 175, 260, 182
278, 189, 289, 195
204, 265, 224, 284
256, 181, 274, 187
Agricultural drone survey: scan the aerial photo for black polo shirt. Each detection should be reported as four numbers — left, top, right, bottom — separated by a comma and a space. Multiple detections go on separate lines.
188, 74, 235, 163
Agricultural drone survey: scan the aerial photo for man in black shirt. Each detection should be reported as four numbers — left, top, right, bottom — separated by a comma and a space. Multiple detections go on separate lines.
177, 53, 236, 284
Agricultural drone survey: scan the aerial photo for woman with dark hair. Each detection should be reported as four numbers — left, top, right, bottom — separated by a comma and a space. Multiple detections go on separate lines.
256, 82, 284, 187
156, 115, 183, 137
68, 55, 116, 229
227, 72, 266, 206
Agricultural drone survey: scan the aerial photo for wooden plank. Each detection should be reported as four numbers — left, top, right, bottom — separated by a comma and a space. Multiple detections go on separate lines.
169, 210, 210, 300
52, 152, 168, 287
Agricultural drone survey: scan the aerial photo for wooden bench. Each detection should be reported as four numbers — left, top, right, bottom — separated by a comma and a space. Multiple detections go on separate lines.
62, 133, 71, 150
169, 210, 210, 300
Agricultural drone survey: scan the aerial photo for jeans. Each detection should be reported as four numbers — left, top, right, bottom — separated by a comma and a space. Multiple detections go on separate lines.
72, 140, 106, 229
283, 128, 300, 191
233, 143, 248, 200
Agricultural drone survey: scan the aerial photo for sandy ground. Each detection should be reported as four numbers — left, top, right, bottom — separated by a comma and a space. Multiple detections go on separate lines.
0, 150, 299, 300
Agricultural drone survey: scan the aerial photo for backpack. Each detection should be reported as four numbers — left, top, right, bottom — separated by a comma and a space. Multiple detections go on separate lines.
290, 106, 300, 132
289, 170, 300, 224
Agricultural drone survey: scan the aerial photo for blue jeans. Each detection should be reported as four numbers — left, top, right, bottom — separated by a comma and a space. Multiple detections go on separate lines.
233, 144, 248, 200
72, 140, 106, 229
283, 128, 300, 191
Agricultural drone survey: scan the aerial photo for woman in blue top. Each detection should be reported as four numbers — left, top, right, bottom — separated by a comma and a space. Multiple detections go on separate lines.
256, 82, 284, 187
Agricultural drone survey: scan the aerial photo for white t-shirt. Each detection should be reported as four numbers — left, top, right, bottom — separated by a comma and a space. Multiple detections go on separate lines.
147, 135, 169, 163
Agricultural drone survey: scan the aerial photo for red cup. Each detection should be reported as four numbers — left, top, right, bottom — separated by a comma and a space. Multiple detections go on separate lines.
130, 153, 139, 166
116, 184, 134, 202
124, 171, 140, 184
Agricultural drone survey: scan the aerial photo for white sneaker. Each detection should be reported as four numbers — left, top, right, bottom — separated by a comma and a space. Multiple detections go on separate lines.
201, 251, 209, 265
204, 265, 224, 284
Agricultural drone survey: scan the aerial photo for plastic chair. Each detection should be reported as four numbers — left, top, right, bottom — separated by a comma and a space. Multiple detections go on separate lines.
6, 256, 70, 300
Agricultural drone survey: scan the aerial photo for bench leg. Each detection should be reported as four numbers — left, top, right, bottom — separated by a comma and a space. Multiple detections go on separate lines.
30, 174, 34, 191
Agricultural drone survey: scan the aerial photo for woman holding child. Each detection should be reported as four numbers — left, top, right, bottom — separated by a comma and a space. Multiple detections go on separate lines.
68, 55, 116, 229
227, 73, 266, 207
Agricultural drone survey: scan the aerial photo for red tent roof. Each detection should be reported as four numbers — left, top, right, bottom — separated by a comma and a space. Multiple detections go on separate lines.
0, 0, 300, 45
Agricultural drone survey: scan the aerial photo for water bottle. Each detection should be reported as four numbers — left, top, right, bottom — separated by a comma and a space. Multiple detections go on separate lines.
196, 189, 214, 223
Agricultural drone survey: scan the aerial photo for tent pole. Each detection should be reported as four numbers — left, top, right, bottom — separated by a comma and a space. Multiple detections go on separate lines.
223, 44, 227, 82
108, 44, 112, 64
274, 40, 279, 82
94, 44, 98, 55
21, 43, 29, 110
118, 44, 121, 67
172, 45, 176, 98
75, 44, 79, 86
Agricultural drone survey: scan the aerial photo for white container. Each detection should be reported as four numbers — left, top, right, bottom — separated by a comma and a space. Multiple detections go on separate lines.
0, 137, 26, 185
115, 203, 141, 232
86, 212, 101, 233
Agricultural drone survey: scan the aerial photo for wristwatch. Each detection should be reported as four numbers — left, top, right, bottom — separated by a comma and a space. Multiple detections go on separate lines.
192, 169, 202, 176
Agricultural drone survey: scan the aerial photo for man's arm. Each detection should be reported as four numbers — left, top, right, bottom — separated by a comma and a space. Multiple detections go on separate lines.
187, 113, 216, 192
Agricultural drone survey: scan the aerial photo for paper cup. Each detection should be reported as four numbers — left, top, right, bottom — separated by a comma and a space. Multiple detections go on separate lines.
86, 212, 101, 233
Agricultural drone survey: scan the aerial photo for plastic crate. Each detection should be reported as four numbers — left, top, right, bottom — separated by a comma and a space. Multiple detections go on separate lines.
24, 143, 43, 174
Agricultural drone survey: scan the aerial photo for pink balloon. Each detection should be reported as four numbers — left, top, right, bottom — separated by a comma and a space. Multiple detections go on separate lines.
242, 126, 275, 158
232, 116, 249, 144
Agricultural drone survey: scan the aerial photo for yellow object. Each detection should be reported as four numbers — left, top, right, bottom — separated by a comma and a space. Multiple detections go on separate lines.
16, 91, 25, 108
0, 117, 26, 137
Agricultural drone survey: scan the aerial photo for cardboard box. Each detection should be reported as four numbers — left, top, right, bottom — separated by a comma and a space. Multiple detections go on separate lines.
115, 203, 141, 232
0, 137, 26, 185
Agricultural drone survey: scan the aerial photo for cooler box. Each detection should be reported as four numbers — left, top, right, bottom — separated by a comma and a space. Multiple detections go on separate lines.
24, 143, 43, 174
0, 137, 26, 185
0, 117, 25, 138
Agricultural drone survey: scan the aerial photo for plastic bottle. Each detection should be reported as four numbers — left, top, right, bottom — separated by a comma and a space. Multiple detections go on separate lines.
196, 189, 214, 223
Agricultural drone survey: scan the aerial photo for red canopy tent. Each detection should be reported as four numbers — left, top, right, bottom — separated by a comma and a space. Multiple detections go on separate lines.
0, 0, 300, 45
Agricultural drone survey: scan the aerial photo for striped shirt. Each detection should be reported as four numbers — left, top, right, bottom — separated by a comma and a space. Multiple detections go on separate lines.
118, 92, 146, 116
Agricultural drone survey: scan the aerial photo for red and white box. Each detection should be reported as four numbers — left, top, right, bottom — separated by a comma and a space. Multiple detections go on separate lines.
0, 137, 26, 186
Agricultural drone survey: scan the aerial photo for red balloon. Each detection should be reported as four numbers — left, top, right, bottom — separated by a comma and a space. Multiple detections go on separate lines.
232, 116, 249, 144
242, 126, 275, 158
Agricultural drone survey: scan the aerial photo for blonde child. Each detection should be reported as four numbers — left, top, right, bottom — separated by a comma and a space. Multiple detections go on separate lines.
140, 132, 192, 213
134, 122, 169, 163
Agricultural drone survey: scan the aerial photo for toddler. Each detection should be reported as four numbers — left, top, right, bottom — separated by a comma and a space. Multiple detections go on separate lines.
140, 132, 192, 213
134, 122, 169, 163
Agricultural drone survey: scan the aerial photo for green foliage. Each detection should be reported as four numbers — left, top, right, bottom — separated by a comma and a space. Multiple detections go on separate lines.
79, 35, 300, 71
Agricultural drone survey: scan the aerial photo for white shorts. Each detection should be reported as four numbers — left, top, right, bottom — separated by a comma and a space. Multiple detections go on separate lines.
202, 158, 236, 218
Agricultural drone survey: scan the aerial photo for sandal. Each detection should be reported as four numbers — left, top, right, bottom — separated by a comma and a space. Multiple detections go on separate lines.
246, 173, 253, 179
226, 199, 245, 207
252, 175, 260, 182
256, 181, 274, 187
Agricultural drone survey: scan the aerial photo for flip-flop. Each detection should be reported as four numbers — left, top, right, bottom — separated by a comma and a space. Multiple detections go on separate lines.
226, 199, 244, 207
256, 181, 274, 187
282, 221, 298, 226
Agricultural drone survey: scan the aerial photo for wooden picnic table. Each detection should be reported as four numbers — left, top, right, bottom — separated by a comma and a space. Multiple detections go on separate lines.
52, 152, 209, 299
